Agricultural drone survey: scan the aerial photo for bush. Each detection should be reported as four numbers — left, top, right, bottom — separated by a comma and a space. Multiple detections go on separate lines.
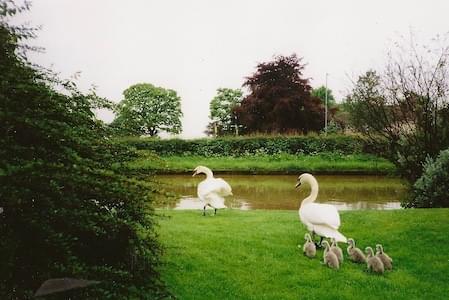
403, 149, 449, 208
118, 135, 381, 157
0, 3, 166, 299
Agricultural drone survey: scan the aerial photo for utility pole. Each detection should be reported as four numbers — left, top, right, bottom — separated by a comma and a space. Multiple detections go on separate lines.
325, 73, 328, 135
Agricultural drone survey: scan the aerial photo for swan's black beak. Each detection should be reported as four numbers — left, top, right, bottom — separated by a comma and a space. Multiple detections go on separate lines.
295, 181, 301, 189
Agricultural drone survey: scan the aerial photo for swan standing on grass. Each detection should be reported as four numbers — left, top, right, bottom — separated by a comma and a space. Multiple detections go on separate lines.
295, 173, 347, 245
193, 166, 232, 216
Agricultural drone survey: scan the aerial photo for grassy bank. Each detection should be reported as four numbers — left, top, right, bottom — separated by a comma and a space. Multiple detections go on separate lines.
129, 153, 395, 174
157, 209, 449, 299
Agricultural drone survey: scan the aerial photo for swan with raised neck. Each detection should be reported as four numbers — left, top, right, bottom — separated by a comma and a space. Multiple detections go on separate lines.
295, 173, 347, 243
193, 166, 232, 216
296, 173, 319, 207
192, 166, 213, 179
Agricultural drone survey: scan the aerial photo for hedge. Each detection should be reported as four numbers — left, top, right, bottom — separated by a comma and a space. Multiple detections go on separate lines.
117, 135, 386, 157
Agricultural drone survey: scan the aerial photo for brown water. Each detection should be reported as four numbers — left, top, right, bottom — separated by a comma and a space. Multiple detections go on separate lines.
155, 174, 407, 211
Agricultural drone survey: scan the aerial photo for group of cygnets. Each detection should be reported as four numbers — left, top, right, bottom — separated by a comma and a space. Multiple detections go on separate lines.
302, 234, 393, 274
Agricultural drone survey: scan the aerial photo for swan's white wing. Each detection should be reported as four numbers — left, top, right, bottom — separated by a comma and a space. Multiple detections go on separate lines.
198, 178, 232, 199
197, 180, 212, 200
195, 173, 232, 210
300, 203, 341, 229
213, 178, 232, 196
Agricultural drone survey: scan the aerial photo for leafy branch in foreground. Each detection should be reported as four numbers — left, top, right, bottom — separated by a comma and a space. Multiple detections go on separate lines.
0, 1, 167, 298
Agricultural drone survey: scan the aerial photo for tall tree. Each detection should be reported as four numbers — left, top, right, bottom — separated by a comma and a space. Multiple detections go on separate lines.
112, 83, 183, 136
208, 88, 243, 136
234, 54, 324, 134
311, 86, 344, 132
346, 37, 449, 183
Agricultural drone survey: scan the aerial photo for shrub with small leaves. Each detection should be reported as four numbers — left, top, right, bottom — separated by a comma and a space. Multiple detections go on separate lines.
404, 149, 449, 208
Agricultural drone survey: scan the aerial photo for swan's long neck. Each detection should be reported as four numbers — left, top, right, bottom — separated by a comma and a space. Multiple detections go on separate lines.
300, 177, 319, 207
203, 168, 213, 179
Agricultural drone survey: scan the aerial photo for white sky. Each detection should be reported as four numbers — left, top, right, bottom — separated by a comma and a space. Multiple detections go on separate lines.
15, 0, 449, 138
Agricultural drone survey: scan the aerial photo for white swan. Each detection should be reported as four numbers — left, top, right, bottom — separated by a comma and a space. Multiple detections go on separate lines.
295, 173, 347, 243
192, 166, 232, 215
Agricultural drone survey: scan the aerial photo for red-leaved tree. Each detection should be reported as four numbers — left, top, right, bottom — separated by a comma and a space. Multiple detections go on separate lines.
234, 54, 324, 134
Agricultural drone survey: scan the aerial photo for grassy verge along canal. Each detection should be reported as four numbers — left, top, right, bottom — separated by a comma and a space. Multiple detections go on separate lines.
129, 153, 395, 175
158, 209, 449, 299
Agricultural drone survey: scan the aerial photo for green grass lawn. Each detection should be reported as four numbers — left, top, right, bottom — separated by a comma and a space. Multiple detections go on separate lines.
157, 209, 449, 299
130, 153, 395, 174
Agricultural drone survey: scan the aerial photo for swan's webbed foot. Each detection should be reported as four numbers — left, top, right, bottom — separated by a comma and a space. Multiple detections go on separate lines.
202, 206, 206, 216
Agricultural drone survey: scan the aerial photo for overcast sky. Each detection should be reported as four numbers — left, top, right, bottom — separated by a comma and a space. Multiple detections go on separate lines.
15, 0, 449, 138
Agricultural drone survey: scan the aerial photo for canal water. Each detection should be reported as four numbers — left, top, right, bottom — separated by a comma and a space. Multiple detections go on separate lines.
155, 174, 407, 211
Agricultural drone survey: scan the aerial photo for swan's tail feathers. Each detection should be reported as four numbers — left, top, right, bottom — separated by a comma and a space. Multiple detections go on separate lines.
331, 231, 347, 243
313, 225, 347, 243
205, 193, 227, 209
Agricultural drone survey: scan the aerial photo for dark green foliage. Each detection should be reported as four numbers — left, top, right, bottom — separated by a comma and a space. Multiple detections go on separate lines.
0, 2, 166, 298
404, 149, 449, 208
118, 135, 382, 157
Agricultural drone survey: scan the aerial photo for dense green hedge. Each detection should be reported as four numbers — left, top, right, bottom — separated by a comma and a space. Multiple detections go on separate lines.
118, 135, 386, 156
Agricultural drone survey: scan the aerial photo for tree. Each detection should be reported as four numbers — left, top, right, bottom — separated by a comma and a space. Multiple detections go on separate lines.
112, 83, 182, 136
234, 54, 324, 134
208, 88, 243, 136
346, 37, 449, 183
311, 86, 336, 107
0, 2, 166, 298
311, 86, 346, 133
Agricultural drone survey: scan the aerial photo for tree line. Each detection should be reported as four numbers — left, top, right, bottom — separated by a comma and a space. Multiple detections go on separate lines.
208, 55, 338, 136
111, 54, 339, 137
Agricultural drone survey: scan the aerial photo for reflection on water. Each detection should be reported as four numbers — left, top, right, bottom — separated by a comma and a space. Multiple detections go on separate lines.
155, 174, 407, 211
